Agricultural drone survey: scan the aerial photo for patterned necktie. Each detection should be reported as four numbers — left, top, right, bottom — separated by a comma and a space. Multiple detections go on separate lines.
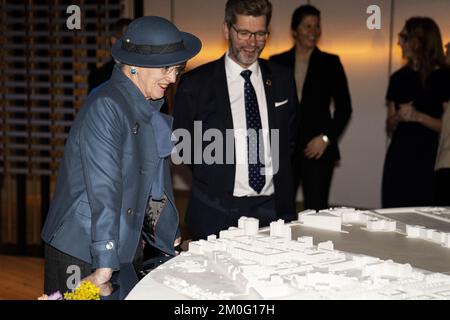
240, 69, 266, 193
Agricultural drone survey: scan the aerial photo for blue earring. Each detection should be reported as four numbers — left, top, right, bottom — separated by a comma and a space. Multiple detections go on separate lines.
130, 67, 137, 75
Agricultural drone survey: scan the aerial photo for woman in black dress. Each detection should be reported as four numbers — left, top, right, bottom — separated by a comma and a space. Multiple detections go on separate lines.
382, 17, 450, 208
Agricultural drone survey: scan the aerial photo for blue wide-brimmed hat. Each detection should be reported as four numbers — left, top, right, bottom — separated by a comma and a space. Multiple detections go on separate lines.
112, 16, 201, 67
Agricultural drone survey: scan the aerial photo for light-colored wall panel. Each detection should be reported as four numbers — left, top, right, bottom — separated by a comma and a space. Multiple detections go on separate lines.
171, 0, 228, 68
310, 0, 392, 208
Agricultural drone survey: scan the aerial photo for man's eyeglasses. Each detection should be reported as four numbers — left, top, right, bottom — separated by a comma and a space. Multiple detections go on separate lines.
231, 24, 270, 41
162, 64, 185, 76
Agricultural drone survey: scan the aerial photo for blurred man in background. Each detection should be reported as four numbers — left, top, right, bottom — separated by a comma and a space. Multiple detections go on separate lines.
87, 18, 132, 93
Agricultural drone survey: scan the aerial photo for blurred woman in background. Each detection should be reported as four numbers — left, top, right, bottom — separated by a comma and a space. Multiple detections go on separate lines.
382, 17, 450, 207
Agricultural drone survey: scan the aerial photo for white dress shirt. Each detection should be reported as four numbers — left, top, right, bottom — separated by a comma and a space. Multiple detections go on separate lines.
225, 53, 274, 197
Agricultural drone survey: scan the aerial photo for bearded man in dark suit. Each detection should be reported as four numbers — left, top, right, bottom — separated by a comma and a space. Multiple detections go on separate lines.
173, 0, 298, 240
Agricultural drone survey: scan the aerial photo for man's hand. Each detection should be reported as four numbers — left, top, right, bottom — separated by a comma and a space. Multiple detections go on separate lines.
304, 135, 329, 159
81, 267, 113, 296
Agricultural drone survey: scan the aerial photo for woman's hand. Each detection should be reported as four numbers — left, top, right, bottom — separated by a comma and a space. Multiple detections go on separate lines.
398, 102, 418, 122
386, 101, 399, 136
81, 268, 113, 296
304, 135, 329, 160
397, 101, 442, 132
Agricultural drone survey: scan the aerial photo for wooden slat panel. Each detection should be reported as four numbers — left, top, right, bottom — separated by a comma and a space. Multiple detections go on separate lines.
0, 0, 124, 252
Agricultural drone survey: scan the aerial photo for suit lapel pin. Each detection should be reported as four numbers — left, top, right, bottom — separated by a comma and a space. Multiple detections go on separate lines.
265, 79, 272, 86
132, 122, 140, 135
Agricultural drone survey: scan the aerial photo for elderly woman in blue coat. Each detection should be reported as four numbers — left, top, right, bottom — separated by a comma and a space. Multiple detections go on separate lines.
41, 16, 201, 298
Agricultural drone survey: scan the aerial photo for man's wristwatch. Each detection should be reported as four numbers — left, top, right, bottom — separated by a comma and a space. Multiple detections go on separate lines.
321, 134, 330, 144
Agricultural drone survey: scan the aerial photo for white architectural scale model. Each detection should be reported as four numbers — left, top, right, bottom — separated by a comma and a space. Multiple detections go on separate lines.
137, 207, 450, 300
